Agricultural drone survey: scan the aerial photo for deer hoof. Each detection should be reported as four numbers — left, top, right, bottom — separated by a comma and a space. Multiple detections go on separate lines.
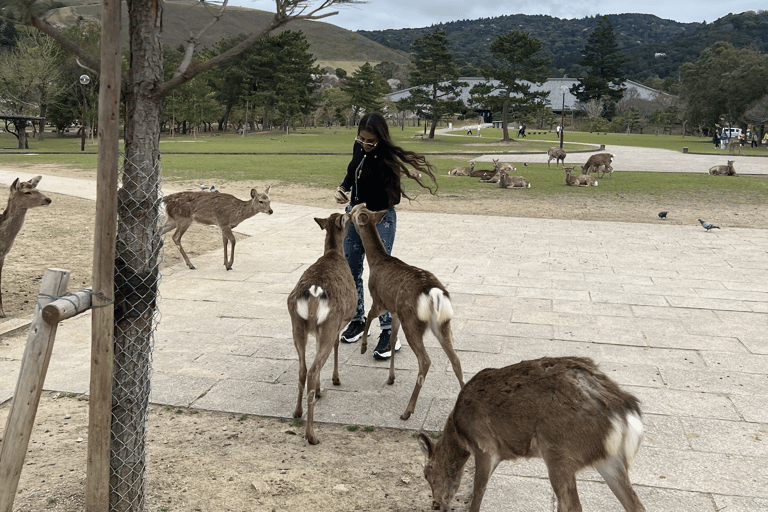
188, 264, 196, 270
292, 408, 302, 419
400, 411, 411, 421
332, 378, 341, 386
360, 345, 367, 355
306, 433, 319, 445
386, 377, 395, 385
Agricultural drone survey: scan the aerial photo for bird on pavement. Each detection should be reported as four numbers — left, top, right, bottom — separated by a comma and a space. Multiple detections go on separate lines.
698, 219, 720, 231
199, 184, 209, 190
658, 211, 668, 220
210, 185, 219, 193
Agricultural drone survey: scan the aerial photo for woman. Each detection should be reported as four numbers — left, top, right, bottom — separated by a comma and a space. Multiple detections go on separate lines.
335, 113, 438, 359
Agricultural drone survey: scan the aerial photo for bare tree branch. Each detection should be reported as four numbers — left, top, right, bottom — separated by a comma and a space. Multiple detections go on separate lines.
174, 0, 231, 79
157, 0, 349, 99
27, 14, 101, 75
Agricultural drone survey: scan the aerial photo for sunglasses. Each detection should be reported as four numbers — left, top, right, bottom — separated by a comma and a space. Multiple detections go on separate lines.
355, 137, 378, 148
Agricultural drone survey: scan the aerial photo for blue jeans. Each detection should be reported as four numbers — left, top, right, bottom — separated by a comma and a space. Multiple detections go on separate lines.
344, 205, 396, 328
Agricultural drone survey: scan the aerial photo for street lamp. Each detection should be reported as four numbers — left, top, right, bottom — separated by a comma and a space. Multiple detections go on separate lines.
560, 85, 567, 149
79, 74, 90, 152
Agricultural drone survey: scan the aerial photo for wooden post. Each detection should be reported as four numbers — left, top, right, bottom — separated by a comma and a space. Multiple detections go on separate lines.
85, 0, 121, 509
0, 269, 70, 512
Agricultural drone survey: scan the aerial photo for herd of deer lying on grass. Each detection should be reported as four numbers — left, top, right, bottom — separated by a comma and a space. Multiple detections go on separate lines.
7, 141, 743, 509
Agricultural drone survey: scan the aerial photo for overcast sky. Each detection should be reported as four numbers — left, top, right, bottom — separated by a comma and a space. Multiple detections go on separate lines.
231, 1, 758, 32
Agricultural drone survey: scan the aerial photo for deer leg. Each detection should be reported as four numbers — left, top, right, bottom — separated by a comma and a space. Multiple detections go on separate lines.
221, 226, 236, 270
434, 320, 465, 388
160, 217, 176, 236
595, 457, 646, 512
305, 332, 337, 445
170, 218, 195, 269
0, 257, 5, 318
360, 298, 385, 355
387, 315, 402, 385
292, 322, 308, 419
468, 451, 502, 512
400, 321, 430, 420
544, 453, 583, 512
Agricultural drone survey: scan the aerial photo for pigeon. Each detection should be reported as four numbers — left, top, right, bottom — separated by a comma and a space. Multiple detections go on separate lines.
658, 211, 668, 220
698, 219, 720, 231
210, 185, 219, 193
199, 184, 209, 190
523, 162, 528, 166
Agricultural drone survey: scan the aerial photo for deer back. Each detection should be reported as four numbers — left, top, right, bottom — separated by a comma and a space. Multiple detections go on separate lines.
164, 186, 272, 228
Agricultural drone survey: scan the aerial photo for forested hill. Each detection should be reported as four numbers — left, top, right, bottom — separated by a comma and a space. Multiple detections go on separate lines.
358, 11, 768, 81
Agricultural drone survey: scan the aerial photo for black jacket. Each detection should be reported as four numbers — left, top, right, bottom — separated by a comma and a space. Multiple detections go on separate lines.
339, 142, 400, 211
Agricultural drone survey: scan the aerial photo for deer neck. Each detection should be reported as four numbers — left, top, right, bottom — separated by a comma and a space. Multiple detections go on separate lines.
435, 415, 472, 474
0, 197, 28, 242
357, 219, 388, 263
324, 226, 345, 257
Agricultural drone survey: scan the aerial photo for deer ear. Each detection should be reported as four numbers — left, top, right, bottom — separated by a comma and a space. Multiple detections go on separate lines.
29, 176, 42, 187
417, 433, 434, 458
314, 217, 327, 230
11, 178, 20, 191
265, 185, 271, 195
374, 210, 387, 224
251, 189, 257, 199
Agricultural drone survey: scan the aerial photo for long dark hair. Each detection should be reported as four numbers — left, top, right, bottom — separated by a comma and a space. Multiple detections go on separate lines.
358, 113, 438, 205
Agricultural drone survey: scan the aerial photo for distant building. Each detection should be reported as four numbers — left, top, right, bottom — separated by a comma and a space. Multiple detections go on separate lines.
386, 77, 673, 121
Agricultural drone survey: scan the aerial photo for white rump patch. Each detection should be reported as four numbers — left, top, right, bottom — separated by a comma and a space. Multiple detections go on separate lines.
624, 412, 644, 467
416, 288, 453, 323
603, 415, 624, 458
296, 298, 310, 320
316, 300, 330, 324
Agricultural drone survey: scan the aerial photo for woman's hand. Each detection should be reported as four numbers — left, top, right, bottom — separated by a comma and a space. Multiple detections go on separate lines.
334, 187, 349, 204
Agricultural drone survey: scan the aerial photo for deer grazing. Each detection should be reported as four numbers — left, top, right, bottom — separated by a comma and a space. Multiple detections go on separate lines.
582, 152, 614, 175
708, 160, 736, 176
498, 167, 530, 189
161, 186, 272, 270
1, 176, 52, 318
418, 356, 646, 512
565, 167, 598, 187
287, 213, 356, 445
348, 203, 465, 420
547, 147, 567, 168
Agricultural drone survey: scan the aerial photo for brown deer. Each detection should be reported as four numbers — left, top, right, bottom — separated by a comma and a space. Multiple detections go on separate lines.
161, 186, 272, 270
469, 159, 499, 179
418, 356, 646, 512
287, 212, 356, 445
349, 204, 465, 420
547, 147, 567, 168
0, 176, 52, 318
582, 152, 614, 175
708, 160, 736, 176
728, 140, 741, 154
448, 162, 475, 176
498, 167, 530, 189
565, 167, 598, 187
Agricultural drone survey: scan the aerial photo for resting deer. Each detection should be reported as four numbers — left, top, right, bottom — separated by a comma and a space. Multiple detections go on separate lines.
161, 186, 272, 270
418, 356, 646, 512
448, 162, 475, 176
1, 176, 52, 318
498, 167, 530, 189
708, 160, 736, 176
582, 152, 614, 175
349, 204, 465, 420
288, 213, 356, 445
480, 162, 513, 184
565, 167, 598, 187
469, 159, 498, 179
547, 147, 567, 168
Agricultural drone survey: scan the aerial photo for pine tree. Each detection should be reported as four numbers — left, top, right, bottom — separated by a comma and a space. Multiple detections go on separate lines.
469, 31, 552, 141
342, 62, 391, 122
571, 16, 627, 118
402, 30, 466, 139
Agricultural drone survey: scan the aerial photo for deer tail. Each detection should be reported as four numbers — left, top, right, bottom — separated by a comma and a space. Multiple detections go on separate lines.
296, 285, 330, 324
416, 287, 453, 326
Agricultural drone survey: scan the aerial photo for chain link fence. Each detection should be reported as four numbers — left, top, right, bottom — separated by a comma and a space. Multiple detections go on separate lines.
109, 153, 164, 511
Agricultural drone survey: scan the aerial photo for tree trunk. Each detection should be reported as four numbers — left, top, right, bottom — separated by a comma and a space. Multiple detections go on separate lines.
110, 0, 164, 510
263, 100, 271, 132
428, 113, 438, 139
501, 102, 510, 141
15, 120, 29, 149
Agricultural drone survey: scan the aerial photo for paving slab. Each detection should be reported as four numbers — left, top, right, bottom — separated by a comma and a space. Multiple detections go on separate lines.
1, 158, 768, 510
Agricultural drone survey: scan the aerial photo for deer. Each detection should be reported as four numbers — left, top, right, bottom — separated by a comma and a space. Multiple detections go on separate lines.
348, 203, 465, 420
547, 147, 567, 168
498, 167, 530, 189
595, 163, 614, 178
448, 162, 475, 176
161, 186, 272, 270
708, 160, 736, 176
418, 356, 646, 512
0, 176, 52, 318
479, 162, 512, 184
582, 152, 614, 175
287, 212, 357, 445
469, 159, 499, 179
728, 140, 741, 154
565, 167, 598, 187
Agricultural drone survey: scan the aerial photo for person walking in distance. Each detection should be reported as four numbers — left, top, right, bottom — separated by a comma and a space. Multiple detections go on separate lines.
334, 113, 440, 359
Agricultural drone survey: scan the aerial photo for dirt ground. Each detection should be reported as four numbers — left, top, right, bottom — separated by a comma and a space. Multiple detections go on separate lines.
0, 163, 765, 511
